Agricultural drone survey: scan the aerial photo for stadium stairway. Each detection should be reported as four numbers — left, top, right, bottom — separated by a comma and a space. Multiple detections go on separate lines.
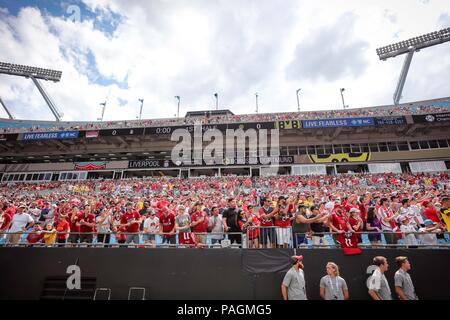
41, 276, 96, 300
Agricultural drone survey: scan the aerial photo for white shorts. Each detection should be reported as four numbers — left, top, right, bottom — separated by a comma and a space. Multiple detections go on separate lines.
276, 227, 291, 245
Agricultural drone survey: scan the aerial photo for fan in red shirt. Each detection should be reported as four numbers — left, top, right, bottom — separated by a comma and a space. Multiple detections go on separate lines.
78, 205, 96, 244
191, 203, 209, 247
258, 198, 276, 248
329, 205, 348, 244
0, 211, 12, 234
68, 207, 81, 244
56, 215, 70, 246
422, 200, 440, 223
240, 205, 260, 248
27, 224, 44, 245
159, 207, 176, 245
120, 203, 141, 244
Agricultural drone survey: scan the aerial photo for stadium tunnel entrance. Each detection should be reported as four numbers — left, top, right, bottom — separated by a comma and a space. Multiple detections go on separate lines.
122, 169, 180, 178
86, 171, 114, 180
336, 163, 368, 174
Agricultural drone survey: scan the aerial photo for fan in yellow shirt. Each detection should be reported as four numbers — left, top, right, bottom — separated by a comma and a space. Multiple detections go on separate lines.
42, 222, 57, 246
440, 198, 450, 232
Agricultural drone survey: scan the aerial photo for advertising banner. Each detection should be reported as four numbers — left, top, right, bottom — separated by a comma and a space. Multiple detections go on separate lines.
21, 131, 79, 141
302, 117, 374, 128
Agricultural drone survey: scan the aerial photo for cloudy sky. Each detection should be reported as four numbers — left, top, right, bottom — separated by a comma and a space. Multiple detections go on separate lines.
0, 0, 449, 121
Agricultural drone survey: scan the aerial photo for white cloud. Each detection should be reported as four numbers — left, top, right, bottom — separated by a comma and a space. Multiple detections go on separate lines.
0, 0, 449, 121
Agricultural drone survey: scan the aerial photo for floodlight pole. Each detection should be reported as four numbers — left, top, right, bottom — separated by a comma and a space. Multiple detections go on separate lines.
214, 93, 218, 110
138, 99, 144, 120
393, 49, 414, 105
30, 76, 62, 121
175, 96, 180, 118
0, 97, 14, 119
340, 88, 346, 109
376, 28, 450, 105
99, 102, 106, 121
255, 92, 259, 113
296, 88, 301, 112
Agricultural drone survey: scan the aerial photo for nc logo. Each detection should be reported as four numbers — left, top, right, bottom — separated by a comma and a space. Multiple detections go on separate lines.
66, 265, 81, 290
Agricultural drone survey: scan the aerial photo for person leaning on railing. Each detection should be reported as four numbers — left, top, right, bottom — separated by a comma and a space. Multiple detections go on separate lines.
7, 204, 34, 245
143, 208, 159, 247
56, 213, 70, 247
78, 205, 96, 244
42, 222, 57, 246
309, 205, 330, 247
96, 208, 113, 247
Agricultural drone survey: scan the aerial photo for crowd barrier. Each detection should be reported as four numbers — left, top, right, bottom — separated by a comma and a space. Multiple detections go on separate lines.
1, 227, 449, 249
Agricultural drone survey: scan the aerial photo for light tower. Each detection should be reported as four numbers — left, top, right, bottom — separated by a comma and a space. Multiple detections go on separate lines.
376, 27, 450, 105
0, 62, 63, 121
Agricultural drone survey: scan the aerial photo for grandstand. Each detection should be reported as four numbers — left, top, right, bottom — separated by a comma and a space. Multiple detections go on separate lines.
1, 96, 450, 181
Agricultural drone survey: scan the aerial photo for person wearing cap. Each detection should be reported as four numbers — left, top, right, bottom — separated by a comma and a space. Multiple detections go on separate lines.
418, 219, 441, 246
310, 204, 330, 247
367, 256, 392, 300
143, 208, 159, 248
292, 204, 324, 248
274, 196, 294, 249
394, 256, 418, 300
399, 216, 418, 247
281, 255, 308, 300
7, 205, 34, 245
320, 262, 349, 300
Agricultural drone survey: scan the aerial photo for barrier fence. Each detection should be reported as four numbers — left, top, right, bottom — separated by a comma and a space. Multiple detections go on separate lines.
1, 227, 449, 248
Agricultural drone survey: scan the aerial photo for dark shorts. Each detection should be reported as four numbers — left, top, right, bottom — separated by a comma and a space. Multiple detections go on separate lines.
259, 227, 277, 245
162, 235, 176, 244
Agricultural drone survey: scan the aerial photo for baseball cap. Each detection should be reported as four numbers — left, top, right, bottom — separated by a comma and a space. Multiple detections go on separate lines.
349, 208, 360, 214
291, 255, 303, 263
423, 219, 436, 226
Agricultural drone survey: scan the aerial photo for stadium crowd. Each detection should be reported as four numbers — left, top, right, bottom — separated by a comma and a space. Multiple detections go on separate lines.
0, 172, 449, 248
1, 101, 449, 134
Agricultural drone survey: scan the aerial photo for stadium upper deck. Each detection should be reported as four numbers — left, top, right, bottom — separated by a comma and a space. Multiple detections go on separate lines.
1, 96, 450, 181
1, 96, 450, 134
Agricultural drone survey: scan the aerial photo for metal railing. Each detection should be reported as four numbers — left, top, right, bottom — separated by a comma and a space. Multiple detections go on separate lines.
0, 227, 449, 249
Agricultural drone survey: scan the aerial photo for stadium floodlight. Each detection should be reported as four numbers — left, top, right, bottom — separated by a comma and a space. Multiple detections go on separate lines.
175, 96, 180, 118
0, 97, 14, 119
0, 61, 62, 82
296, 88, 301, 112
376, 27, 450, 105
340, 88, 347, 109
138, 99, 144, 120
214, 93, 218, 110
0, 61, 63, 121
255, 92, 259, 113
